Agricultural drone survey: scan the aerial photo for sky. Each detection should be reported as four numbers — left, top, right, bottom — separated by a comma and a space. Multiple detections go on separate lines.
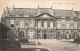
0, 0, 80, 22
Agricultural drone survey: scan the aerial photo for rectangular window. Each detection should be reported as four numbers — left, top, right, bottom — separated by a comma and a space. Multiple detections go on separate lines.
48, 21, 50, 27
66, 21, 69, 29
38, 20, 41, 28
57, 21, 61, 29
70, 20, 74, 29
74, 22, 77, 29
29, 19, 34, 28
10, 19, 14, 27
61, 20, 65, 29
20, 20, 24, 28
57, 24, 61, 29
50, 21, 53, 29
10, 19, 14, 24
44, 20, 47, 29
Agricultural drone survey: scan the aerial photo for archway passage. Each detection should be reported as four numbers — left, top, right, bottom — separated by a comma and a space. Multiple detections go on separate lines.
19, 31, 24, 39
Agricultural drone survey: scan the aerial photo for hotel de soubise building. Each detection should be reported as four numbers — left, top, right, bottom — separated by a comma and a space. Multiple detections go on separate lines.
1, 6, 80, 39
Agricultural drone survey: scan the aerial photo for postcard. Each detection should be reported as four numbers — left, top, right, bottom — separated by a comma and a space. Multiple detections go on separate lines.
0, 0, 80, 51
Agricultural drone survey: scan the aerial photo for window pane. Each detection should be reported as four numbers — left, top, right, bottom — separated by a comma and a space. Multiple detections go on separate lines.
74, 22, 77, 29
66, 22, 69, 29
50, 21, 53, 29
57, 24, 61, 29
57, 21, 61, 29
38, 21, 41, 28
20, 20, 24, 28
70, 20, 74, 29
44, 21, 47, 29
61, 20, 65, 29
29, 19, 33, 28
11, 19, 14, 24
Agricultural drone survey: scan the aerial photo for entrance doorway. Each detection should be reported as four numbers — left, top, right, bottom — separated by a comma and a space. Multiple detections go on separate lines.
44, 34, 47, 39
19, 31, 24, 39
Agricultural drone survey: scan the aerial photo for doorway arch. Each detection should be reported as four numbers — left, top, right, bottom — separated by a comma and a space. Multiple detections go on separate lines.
44, 34, 47, 39
19, 31, 24, 39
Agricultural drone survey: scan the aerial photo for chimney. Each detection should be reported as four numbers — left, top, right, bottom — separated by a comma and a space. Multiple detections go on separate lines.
72, 7, 73, 10
13, 5, 14, 8
38, 5, 39, 9
51, 5, 52, 9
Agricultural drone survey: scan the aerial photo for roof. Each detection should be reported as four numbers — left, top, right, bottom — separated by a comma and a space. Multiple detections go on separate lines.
53, 9, 77, 17
2, 7, 78, 18
74, 11, 80, 17
9, 8, 38, 17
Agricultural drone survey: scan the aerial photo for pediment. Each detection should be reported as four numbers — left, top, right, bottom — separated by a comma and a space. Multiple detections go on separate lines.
35, 13, 56, 19
39, 14, 52, 18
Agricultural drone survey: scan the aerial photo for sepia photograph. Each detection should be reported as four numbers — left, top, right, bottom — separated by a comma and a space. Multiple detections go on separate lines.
0, 0, 80, 51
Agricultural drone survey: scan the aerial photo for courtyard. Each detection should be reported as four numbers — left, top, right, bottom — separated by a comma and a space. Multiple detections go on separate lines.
21, 39, 80, 51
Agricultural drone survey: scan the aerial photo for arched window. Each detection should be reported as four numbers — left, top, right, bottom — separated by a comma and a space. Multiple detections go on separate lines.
66, 31, 69, 34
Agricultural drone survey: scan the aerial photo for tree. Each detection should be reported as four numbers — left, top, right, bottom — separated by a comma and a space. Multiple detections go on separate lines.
0, 23, 10, 40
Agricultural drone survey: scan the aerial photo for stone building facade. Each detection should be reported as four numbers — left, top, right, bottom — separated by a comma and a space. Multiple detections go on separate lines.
1, 6, 80, 39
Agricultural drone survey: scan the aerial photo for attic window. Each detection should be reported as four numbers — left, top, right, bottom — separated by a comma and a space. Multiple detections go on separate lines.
66, 17, 70, 19
15, 15, 19, 17
62, 17, 65, 18
29, 15, 34, 17
9, 14, 15, 16
66, 17, 70, 21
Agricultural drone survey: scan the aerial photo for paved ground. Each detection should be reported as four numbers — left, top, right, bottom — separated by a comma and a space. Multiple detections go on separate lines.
21, 39, 80, 51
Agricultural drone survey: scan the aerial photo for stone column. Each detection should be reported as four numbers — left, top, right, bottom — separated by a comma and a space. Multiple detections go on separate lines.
40, 31, 42, 39
35, 19, 37, 27
42, 31, 43, 39
16, 29, 18, 39
48, 30, 50, 39
41, 19, 42, 29
35, 30, 37, 39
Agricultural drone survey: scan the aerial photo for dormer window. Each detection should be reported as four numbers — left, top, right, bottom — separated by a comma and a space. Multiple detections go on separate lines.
66, 17, 70, 19
70, 17, 74, 18
10, 19, 14, 27
15, 15, 19, 17
62, 17, 65, 18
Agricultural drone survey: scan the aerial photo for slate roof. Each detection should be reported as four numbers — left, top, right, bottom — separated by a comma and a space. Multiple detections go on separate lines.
53, 9, 77, 17
9, 8, 38, 17
74, 11, 80, 17
3, 8, 78, 18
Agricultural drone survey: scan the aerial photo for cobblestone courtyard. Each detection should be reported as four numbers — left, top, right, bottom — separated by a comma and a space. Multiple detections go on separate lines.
29, 39, 80, 51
